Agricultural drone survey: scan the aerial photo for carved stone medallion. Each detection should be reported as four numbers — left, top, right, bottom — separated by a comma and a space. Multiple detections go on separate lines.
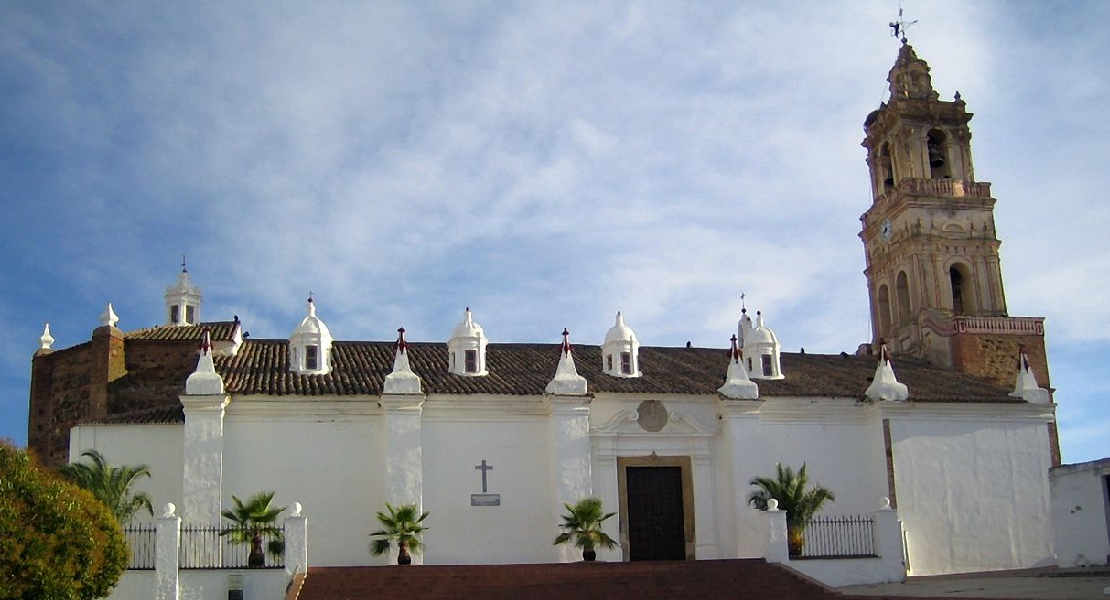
636, 400, 668, 433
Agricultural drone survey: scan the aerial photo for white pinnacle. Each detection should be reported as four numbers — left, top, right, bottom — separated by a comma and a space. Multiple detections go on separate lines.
546, 329, 587, 395
99, 303, 119, 328
185, 328, 224, 395
384, 328, 422, 395
1009, 347, 1050, 404
39, 323, 54, 351
718, 335, 759, 400
865, 341, 909, 402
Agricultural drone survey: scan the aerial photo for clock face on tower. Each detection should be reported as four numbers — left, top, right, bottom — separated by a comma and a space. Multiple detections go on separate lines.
880, 219, 893, 242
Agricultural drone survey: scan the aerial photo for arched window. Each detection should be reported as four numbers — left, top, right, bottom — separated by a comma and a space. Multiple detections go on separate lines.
879, 143, 894, 192
877, 284, 892, 338
927, 129, 951, 179
896, 271, 912, 324
950, 264, 973, 315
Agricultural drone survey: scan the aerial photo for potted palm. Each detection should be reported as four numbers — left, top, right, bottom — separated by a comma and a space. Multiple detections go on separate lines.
220, 491, 286, 568
748, 463, 835, 557
553, 497, 617, 561
370, 502, 429, 565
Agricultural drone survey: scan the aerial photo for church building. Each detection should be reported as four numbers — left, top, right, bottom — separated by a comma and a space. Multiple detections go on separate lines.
28, 41, 1058, 578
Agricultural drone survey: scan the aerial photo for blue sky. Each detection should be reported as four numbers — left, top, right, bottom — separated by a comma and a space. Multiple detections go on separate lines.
1, 1, 1107, 463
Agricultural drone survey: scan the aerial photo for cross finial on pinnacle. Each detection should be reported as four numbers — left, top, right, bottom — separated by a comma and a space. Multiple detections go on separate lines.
307, 291, 314, 303
740, 293, 746, 311
889, 6, 918, 44
181, 254, 187, 273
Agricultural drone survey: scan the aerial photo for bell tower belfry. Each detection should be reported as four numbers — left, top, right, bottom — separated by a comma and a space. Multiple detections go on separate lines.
859, 40, 1052, 408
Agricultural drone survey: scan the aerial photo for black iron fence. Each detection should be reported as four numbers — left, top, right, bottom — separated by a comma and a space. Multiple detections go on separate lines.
798, 515, 877, 559
123, 523, 157, 570
179, 525, 285, 569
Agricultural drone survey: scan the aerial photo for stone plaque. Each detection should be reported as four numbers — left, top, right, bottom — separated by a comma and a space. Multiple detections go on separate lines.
637, 400, 668, 432
470, 494, 501, 507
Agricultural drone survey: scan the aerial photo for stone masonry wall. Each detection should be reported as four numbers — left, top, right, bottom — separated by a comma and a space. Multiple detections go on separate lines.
951, 333, 1049, 389
29, 342, 94, 466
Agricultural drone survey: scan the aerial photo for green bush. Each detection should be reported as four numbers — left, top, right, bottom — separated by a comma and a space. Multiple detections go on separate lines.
0, 442, 128, 600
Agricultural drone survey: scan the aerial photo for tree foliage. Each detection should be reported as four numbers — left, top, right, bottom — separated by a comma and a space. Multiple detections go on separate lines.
553, 497, 617, 557
0, 442, 128, 600
58, 449, 153, 525
369, 502, 428, 561
749, 462, 835, 555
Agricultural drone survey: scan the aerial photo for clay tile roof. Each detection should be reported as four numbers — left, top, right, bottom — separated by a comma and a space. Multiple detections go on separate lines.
80, 404, 184, 426
125, 321, 238, 341
215, 339, 1017, 402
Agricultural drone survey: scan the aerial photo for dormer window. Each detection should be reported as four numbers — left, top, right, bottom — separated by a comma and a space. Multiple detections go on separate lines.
601, 311, 642, 378
447, 308, 489, 376
306, 345, 319, 370
289, 297, 334, 375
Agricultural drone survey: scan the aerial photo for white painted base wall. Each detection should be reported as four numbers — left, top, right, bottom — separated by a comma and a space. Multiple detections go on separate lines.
72, 393, 1055, 583
1051, 458, 1110, 567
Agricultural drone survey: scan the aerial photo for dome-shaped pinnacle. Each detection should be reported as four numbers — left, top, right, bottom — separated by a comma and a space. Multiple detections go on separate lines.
185, 327, 224, 395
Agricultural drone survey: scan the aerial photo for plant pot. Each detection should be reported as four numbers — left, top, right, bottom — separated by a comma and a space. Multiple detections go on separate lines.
397, 543, 412, 565
582, 548, 596, 562
787, 529, 805, 558
248, 537, 266, 567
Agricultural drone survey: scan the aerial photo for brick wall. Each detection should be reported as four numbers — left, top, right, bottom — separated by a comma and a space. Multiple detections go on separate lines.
950, 332, 1049, 389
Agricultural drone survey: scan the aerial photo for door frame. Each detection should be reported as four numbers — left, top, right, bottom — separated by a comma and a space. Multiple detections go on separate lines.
617, 454, 695, 561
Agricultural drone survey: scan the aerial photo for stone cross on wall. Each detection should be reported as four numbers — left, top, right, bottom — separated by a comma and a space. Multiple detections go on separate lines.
475, 459, 493, 493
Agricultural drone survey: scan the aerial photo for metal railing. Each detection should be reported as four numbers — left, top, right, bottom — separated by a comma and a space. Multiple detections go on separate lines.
178, 525, 285, 569
123, 524, 157, 570
798, 515, 877, 559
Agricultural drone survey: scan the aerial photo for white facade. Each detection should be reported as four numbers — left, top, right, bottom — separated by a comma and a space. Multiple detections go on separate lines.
1051, 458, 1110, 567
72, 379, 1056, 574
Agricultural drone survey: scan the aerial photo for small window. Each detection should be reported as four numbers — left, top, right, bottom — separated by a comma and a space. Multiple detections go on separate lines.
170, 305, 180, 324
306, 345, 319, 370
620, 352, 632, 375
185, 305, 195, 324
607, 354, 613, 371
747, 358, 753, 372
761, 354, 773, 377
450, 353, 455, 370
465, 349, 478, 373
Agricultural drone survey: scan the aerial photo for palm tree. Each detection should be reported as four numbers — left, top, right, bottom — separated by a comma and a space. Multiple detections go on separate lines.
370, 502, 429, 565
220, 491, 286, 568
749, 463, 835, 556
58, 449, 153, 524
553, 497, 617, 561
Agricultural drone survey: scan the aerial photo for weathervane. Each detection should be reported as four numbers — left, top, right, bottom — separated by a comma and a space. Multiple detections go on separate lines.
181, 254, 188, 273
889, 6, 918, 44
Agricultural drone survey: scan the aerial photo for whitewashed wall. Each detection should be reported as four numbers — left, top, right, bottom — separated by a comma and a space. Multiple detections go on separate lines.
1051, 458, 1110, 567
104, 571, 156, 600
70, 424, 184, 524
177, 570, 287, 600
422, 407, 554, 564
887, 407, 1055, 575
223, 398, 384, 567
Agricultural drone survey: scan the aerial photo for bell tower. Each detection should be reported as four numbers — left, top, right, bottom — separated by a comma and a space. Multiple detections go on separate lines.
859, 40, 1051, 399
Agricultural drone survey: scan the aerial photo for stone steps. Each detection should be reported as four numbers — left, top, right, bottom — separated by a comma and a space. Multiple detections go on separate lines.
296, 559, 842, 600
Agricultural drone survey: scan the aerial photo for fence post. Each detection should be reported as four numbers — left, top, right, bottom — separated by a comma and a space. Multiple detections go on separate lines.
763, 499, 790, 564
872, 497, 906, 581
155, 503, 181, 600
284, 502, 309, 578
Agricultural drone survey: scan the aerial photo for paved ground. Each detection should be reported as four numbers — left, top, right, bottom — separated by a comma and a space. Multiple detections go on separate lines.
839, 567, 1110, 600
